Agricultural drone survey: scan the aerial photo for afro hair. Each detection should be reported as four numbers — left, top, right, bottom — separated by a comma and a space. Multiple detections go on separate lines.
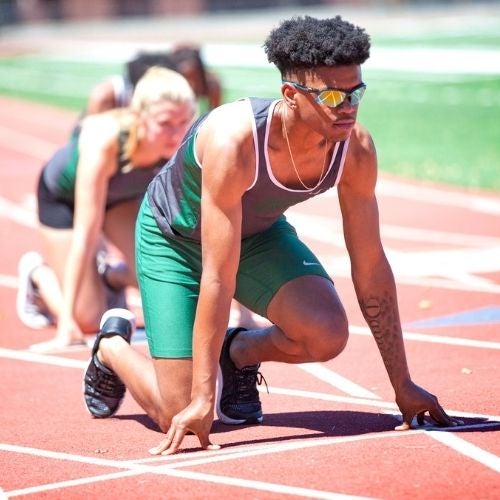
264, 15, 370, 77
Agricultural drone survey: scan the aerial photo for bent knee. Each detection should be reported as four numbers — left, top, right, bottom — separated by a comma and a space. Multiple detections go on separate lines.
75, 314, 101, 334
306, 315, 349, 362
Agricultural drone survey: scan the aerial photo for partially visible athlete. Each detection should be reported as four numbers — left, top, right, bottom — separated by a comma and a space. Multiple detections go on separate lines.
17, 67, 197, 352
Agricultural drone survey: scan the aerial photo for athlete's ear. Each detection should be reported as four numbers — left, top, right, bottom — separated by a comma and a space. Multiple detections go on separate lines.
281, 82, 297, 109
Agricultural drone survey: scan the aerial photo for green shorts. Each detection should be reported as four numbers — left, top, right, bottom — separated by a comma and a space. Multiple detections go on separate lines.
136, 197, 332, 358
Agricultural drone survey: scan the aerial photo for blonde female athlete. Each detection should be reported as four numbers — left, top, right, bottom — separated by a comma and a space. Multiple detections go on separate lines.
17, 67, 197, 352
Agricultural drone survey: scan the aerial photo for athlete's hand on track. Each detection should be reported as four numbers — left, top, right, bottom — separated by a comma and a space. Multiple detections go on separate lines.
148, 397, 221, 456
55, 316, 84, 347
394, 380, 463, 430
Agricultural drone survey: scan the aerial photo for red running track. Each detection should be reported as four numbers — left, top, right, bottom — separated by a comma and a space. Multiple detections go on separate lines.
0, 96, 499, 499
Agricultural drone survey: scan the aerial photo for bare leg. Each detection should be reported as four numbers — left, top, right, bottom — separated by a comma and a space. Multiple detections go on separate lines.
30, 263, 63, 319
29, 225, 109, 352
102, 199, 140, 289
98, 336, 192, 432
230, 275, 349, 368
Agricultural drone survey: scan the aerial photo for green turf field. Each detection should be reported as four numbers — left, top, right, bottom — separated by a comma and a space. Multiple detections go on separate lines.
1, 37, 499, 191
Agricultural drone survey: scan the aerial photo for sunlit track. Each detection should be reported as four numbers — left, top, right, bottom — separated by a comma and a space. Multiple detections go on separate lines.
1, 14, 500, 494
2, 193, 499, 295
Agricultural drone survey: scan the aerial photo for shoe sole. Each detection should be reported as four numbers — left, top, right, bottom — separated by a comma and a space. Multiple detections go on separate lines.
83, 308, 136, 418
215, 367, 263, 425
16, 251, 50, 329
82, 375, 126, 419
82, 354, 127, 419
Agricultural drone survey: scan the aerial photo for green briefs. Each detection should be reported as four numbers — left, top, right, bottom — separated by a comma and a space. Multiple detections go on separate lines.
136, 197, 332, 358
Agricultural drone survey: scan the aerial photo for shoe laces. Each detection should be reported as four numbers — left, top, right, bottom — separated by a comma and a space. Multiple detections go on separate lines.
94, 369, 122, 396
235, 365, 268, 401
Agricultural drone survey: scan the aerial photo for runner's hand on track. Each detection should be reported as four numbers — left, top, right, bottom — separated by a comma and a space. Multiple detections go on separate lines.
56, 316, 84, 346
148, 397, 220, 455
394, 380, 463, 430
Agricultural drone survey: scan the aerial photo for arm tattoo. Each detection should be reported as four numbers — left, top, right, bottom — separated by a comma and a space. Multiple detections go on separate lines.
359, 292, 403, 375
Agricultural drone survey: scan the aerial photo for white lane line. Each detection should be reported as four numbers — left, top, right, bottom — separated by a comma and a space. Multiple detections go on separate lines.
0, 321, 497, 371
160, 469, 372, 500
0, 195, 37, 229
1, 344, 497, 423
365, 274, 500, 295
316, 178, 500, 216
0, 274, 17, 289
0, 443, 147, 469
366, 47, 500, 76
0, 348, 86, 369
377, 178, 500, 216
2, 434, 404, 499
3, 193, 500, 294
6, 470, 146, 498
263, 386, 500, 422
0, 126, 58, 159
5, 421, 499, 498
0, 342, 497, 421
427, 431, 500, 473
349, 325, 500, 350
383, 412, 500, 432
384, 246, 500, 281
287, 211, 500, 249
298, 363, 381, 400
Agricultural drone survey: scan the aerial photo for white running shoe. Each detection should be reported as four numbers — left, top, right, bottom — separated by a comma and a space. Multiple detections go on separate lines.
16, 251, 52, 329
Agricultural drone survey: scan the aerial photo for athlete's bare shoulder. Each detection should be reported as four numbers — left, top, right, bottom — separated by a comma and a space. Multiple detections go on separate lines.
200, 99, 253, 143
79, 110, 121, 149
197, 100, 255, 162
348, 122, 375, 160
340, 122, 378, 194
196, 99, 256, 189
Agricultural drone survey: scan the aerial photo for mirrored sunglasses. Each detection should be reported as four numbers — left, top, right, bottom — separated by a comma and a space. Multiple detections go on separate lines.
282, 80, 367, 108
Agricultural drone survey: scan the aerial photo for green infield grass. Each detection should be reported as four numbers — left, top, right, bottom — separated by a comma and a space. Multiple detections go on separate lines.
1, 44, 498, 191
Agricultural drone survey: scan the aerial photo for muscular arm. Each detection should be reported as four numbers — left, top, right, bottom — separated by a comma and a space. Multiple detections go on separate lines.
191, 105, 254, 400
338, 125, 459, 429
155, 102, 255, 453
338, 126, 410, 390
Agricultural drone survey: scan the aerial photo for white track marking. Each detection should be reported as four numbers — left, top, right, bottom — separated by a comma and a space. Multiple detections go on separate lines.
298, 363, 381, 399
287, 211, 500, 248
262, 386, 500, 422
1, 435, 404, 498
158, 470, 372, 500
377, 178, 500, 216
0, 348, 86, 368
5, 470, 147, 498
348, 325, 500, 350
0, 196, 37, 228
0, 342, 498, 420
286, 210, 500, 293
316, 178, 500, 216
384, 246, 500, 281
0, 126, 59, 159
366, 47, 500, 76
384, 413, 500, 432
4, 422, 499, 498
0, 319, 497, 371
427, 431, 500, 473
0, 274, 17, 289
7, 194, 498, 294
